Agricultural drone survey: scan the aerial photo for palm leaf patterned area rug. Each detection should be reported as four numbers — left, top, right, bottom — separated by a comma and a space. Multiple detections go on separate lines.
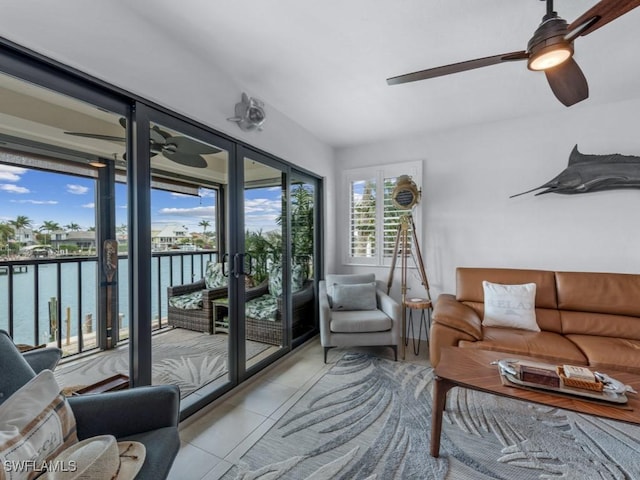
223, 353, 640, 480
54, 329, 269, 398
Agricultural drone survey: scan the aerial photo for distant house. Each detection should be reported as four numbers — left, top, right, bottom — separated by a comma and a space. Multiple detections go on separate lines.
49, 230, 96, 250
13, 227, 36, 246
152, 225, 191, 251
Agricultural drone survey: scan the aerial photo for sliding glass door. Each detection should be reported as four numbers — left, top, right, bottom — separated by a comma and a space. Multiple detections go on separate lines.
241, 151, 287, 373
0, 43, 321, 416
141, 111, 235, 408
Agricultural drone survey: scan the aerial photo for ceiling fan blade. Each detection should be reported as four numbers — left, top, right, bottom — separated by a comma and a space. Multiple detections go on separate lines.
567, 0, 640, 38
545, 58, 589, 107
149, 128, 167, 145
64, 132, 126, 142
161, 151, 208, 168
166, 136, 221, 155
387, 51, 529, 85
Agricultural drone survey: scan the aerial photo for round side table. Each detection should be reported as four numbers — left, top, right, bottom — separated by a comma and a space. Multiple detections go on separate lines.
404, 298, 432, 355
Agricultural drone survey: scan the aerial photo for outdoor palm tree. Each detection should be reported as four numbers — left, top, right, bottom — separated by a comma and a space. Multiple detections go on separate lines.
39, 220, 61, 245
0, 222, 14, 251
198, 219, 211, 235
8, 215, 32, 246
64, 222, 81, 231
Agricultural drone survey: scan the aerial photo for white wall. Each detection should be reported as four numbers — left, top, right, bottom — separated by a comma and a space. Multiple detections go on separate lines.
0, 4, 338, 272
336, 97, 640, 307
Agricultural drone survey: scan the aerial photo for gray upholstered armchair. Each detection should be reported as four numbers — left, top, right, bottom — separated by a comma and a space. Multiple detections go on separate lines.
0, 330, 180, 480
319, 273, 401, 363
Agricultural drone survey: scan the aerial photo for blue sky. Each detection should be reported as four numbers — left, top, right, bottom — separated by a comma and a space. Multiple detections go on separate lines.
0, 164, 282, 233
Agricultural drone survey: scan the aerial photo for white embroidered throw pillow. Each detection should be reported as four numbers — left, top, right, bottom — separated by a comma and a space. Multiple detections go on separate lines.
482, 281, 540, 332
0, 370, 78, 479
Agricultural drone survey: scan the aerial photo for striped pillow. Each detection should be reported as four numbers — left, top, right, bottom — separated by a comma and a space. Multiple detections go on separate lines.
0, 370, 78, 479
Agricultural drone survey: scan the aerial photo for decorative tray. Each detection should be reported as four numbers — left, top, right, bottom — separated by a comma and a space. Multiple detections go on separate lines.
501, 371, 628, 404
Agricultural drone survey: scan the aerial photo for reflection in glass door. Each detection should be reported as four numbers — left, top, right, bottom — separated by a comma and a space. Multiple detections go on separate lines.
243, 155, 286, 369
148, 121, 232, 403
290, 174, 318, 344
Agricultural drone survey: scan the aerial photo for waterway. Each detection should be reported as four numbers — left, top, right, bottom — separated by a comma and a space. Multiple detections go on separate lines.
0, 254, 212, 345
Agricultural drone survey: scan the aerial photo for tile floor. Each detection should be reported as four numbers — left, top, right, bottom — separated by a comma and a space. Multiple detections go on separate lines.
171, 337, 431, 480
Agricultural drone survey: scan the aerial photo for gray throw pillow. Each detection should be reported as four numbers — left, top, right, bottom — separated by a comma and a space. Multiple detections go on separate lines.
331, 282, 377, 311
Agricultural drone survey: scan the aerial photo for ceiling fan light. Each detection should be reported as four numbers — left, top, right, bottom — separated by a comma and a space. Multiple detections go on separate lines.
528, 44, 573, 71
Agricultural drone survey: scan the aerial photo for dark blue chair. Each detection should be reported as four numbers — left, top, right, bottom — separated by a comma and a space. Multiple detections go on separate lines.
0, 330, 181, 479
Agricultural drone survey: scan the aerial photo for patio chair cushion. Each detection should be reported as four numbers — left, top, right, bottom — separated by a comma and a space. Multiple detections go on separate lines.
0, 370, 78, 473
246, 295, 278, 322
267, 264, 305, 297
204, 262, 228, 289
168, 290, 203, 310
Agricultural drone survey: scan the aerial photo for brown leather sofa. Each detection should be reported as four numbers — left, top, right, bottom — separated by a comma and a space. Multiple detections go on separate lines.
430, 267, 640, 374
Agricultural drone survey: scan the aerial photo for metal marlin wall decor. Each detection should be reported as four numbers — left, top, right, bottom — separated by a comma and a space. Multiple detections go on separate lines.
511, 145, 640, 197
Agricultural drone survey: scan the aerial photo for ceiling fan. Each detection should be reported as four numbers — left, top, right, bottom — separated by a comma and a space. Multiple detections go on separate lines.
387, 0, 640, 106
64, 118, 220, 168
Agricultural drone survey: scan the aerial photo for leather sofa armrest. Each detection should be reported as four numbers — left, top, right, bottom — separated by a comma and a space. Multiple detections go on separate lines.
432, 294, 483, 340
67, 385, 180, 440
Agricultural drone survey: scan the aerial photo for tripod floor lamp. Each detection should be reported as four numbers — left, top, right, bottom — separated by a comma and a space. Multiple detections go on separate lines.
385, 175, 431, 359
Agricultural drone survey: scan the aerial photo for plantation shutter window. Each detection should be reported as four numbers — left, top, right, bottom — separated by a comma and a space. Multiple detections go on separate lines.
349, 179, 376, 259
344, 162, 422, 266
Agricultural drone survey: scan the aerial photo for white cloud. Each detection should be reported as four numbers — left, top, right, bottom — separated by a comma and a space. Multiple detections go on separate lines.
0, 184, 29, 194
0, 165, 26, 182
66, 184, 89, 195
82, 203, 95, 208
199, 188, 216, 198
158, 206, 215, 218
244, 198, 282, 214
10, 199, 58, 205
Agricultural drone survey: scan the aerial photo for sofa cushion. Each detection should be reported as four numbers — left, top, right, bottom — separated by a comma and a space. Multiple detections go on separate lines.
204, 262, 227, 289
561, 311, 640, 340
482, 281, 540, 332
330, 310, 392, 333
556, 271, 640, 317
246, 295, 278, 322
457, 268, 557, 308
565, 334, 640, 374
331, 282, 377, 311
459, 328, 588, 365
0, 370, 78, 478
168, 290, 203, 310
325, 274, 376, 308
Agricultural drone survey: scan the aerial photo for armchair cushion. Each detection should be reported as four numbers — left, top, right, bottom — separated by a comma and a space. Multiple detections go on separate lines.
330, 282, 377, 311
245, 295, 278, 322
330, 310, 392, 333
0, 370, 78, 473
204, 262, 227, 289
168, 290, 203, 310
267, 264, 305, 297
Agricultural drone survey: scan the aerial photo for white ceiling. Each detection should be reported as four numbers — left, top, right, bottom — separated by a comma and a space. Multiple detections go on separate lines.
2, 0, 639, 149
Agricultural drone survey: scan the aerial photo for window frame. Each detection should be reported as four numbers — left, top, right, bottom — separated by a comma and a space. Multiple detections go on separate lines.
343, 161, 422, 266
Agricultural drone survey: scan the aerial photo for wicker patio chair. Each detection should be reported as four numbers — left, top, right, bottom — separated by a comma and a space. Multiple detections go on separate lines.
167, 280, 227, 334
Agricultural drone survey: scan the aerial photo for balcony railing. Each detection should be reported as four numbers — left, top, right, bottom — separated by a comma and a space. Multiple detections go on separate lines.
0, 250, 218, 356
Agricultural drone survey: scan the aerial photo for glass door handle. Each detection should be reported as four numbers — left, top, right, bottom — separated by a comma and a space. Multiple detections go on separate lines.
232, 253, 253, 278
221, 253, 230, 277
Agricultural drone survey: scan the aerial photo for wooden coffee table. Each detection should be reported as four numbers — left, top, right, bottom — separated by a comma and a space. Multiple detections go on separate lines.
430, 347, 640, 457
